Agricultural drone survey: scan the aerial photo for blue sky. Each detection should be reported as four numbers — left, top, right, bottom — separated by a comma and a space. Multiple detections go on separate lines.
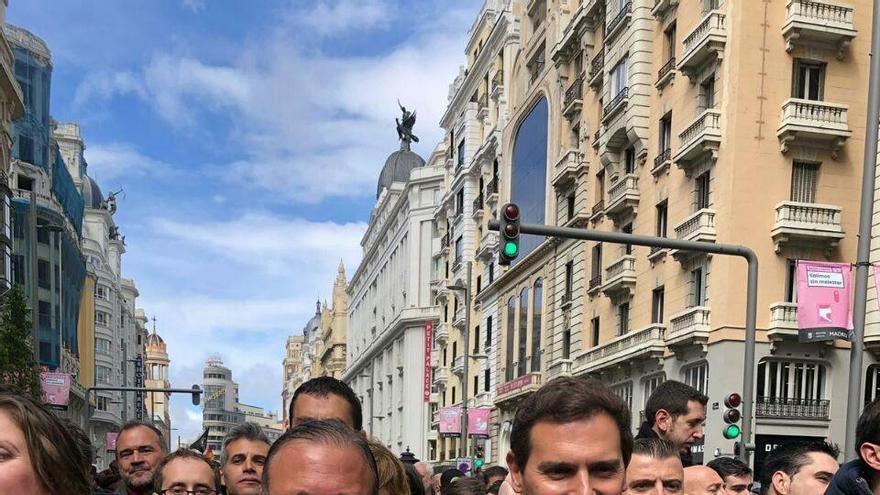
8, 0, 477, 442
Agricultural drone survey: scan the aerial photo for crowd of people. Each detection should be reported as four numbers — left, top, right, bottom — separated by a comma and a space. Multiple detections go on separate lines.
2, 375, 880, 495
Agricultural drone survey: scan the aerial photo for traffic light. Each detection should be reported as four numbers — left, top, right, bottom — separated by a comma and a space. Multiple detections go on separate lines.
498, 203, 521, 266
474, 444, 485, 470
191, 384, 202, 406
722, 392, 742, 439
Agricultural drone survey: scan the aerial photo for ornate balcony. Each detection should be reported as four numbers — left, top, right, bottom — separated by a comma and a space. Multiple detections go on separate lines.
434, 367, 449, 388
652, 148, 672, 177
783, 0, 856, 58
656, 57, 676, 90
771, 201, 844, 254
553, 3, 589, 65
652, 0, 679, 18
605, 1, 632, 42
452, 356, 465, 376
435, 323, 450, 346
491, 70, 505, 101
673, 109, 722, 174
573, 324, 665, 375
590, 199, 605, 223
588, 274, 602, 295
476, 231, 499, 262
768, 302, 799, 341
592, 128, 601, 150
430, 351, 440, 368
671, 208, 716, 261
601, 255, 636, 298
589, 47, 604, 90
777, 99, 851, 158
756, 397, 830, 420
553, 149, 588, 187
563, 74, 584, 117
605, 173, 639, 222
486, 176, 500, 205
603, 87, 629, 122
452, 307, 466, 329
678, 11, 727, 80
495, 372, 543, 406
667, 306, 711, 348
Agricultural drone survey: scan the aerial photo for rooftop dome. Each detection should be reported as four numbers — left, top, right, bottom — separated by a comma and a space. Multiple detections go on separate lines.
82, 175, 103, 209
146, 332, 165, 346
376, 142, 425, 199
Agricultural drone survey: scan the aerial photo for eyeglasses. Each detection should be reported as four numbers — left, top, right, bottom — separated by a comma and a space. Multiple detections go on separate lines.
159, 489, 217, 495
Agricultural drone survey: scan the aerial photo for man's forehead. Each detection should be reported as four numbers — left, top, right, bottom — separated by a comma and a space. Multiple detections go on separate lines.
118, 426, 160, 446
227, 438, 270, 454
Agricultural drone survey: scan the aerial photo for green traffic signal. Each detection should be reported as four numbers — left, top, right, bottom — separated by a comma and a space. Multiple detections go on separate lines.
474, 458, 485, 469
504, 241, 519, 257
723, 424, 741, 439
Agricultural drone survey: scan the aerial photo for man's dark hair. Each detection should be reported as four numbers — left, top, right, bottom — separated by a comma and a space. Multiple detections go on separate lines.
264, 419, 378, 495
759, 441, 839, 495
440, 468, 464, 490
404, 463, 426, 495
482, 465, 508, 483
487, 480, 504, 495
644, 380, 709, 427
632, 438, 680, 460
116, 420, 167, 457
289, 376, 363, 430
708, 457, 752, 480
510, 376, 633, 470
856, 397, 880, 460
443, 477, 486, 495
152, 449, 218, 492
222, 422, 270, 465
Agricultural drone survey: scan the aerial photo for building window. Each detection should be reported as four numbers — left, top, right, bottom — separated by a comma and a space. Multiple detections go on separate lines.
591, 244, 603, 285
96, 365, 112, 385
457, 140, 466, 169
695, 170, 711, 210
623, 146, 636, 174
531, 279, 543, 372
611, 382, 634, 410
659, 113, 672, 154
518, 288, 529, 377
591, 316, 600, 347
511, 97, 549, 263
691, 265, 706, 307
485, 316, 492, 348
96, 338, 112, 355
610, 57, 628, 99
622, 223, 633, 255
596, 169, 605, 203
643, 374, 665, 406
505, 297, 516, 381
565, 261, 574, 302
454, 237, 463, 264
456, 189, 465, 215
38, 300, 51, 328
757, 360, 826, 402
792, 60, 825, 101
97, 396, 109, 411
566, 192, 575, 221
865, 365, 880, 405
36, 228, 49, 245
562, 329, 572, 359
683, 362, 709, 395
652, 287, 665, 324
664, 23, 676, 60
37, 259, 50, 289
785, 259, 798, 303
484, 369, 490, 392
791, 161, 819, 203
617, 302, 630, 336
656, 201, 668, 238
700, 75, 716, 109
473, 375, 478, 395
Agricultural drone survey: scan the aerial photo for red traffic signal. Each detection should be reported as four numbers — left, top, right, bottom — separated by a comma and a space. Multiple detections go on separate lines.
724, 393, 742, 408
503, 203, 520, 221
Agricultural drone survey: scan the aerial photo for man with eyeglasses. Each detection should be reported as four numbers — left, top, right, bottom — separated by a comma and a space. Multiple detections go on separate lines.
707, 457, 752, 495
153, 449, 219, 495
114, 421, 167, 495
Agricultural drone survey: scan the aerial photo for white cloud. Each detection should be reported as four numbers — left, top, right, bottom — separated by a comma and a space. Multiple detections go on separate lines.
84, 142, 176, 182
182, 0, 206, 13
294, 0, 391, 36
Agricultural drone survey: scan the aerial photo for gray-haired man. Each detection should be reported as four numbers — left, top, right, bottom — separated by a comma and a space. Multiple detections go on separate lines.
221, 422, 271, 495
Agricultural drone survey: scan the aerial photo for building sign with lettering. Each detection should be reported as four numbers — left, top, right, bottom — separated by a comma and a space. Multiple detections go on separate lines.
796, 261, 853, 342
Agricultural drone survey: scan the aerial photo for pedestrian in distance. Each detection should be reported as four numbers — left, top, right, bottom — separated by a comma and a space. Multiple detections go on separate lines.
827, 396, 880, 495
636, 380, 708, 468
0, 389, 92, 495
758, 441, 839, 495
442, 477, 486, 495
482, 466, 508, 489
404, 463, 426, 495
506, 376, 633, 495
368, 439, 410, 495
114, 421, 167, 495
624, 439, 684, 495
262, 419, 379, 495
707, 457, 752, 495
152, 449, 220, 495
220, 422, 270, 495
288, 376, 363, 432
683, 466, 724, 495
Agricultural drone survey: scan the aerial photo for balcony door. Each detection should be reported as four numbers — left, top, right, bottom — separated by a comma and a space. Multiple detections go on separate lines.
793, 60, 825, 101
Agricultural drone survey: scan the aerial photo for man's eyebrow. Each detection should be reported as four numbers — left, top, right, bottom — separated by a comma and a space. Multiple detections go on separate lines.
536, 460, 575, 472
589, 459, 623, 471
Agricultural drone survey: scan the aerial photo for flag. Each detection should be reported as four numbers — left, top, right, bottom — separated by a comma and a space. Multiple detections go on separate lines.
796, 260, 853, 342
189, 429, 209, 453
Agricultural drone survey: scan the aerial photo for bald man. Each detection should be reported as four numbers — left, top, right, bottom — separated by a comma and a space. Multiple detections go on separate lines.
684, 466, 724, 495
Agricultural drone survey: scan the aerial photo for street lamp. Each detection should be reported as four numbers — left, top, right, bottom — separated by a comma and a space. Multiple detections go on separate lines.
447, 261, 472, 460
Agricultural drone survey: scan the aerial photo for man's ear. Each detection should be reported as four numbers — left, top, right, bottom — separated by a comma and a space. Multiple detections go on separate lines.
507, 451, 525, 494
771, 471, 790, 495
655, 409, 672, 433
860, 443, 880, 472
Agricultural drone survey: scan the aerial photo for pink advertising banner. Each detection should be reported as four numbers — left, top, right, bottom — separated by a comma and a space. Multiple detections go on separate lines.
468, 408, 490, 437
797, 260, 853, 343
106, 432, 119, 452
40, 372, 71, 409
438, 407, 461, 436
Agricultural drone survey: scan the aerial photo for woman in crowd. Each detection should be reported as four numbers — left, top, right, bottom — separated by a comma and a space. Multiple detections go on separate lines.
0, 389, 92, 495
368, 439, 411, 495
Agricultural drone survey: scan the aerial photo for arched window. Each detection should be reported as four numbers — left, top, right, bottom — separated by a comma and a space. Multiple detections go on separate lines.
518, 288, 529, 377
505, 296, 516, 382
510, 97, 548, 263
531, 279, 543, 372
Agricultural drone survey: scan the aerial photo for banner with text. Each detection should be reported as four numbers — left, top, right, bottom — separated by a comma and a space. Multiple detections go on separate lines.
797, 260, 853, 343
468, 408, 491, 437
424, 321, 433, 403
439, 407, 461, 436
40, 372, 71, 409
106, 432, 118, 452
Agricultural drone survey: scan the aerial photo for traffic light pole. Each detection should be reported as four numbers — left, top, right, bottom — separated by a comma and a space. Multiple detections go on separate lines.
488, 220, 759, 465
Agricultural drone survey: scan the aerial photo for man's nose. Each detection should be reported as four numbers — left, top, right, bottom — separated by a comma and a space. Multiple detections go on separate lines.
243, 458, 256, 473
650, 480, 666, 495
694, 425, 705, 439
572, 471, 592, 495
